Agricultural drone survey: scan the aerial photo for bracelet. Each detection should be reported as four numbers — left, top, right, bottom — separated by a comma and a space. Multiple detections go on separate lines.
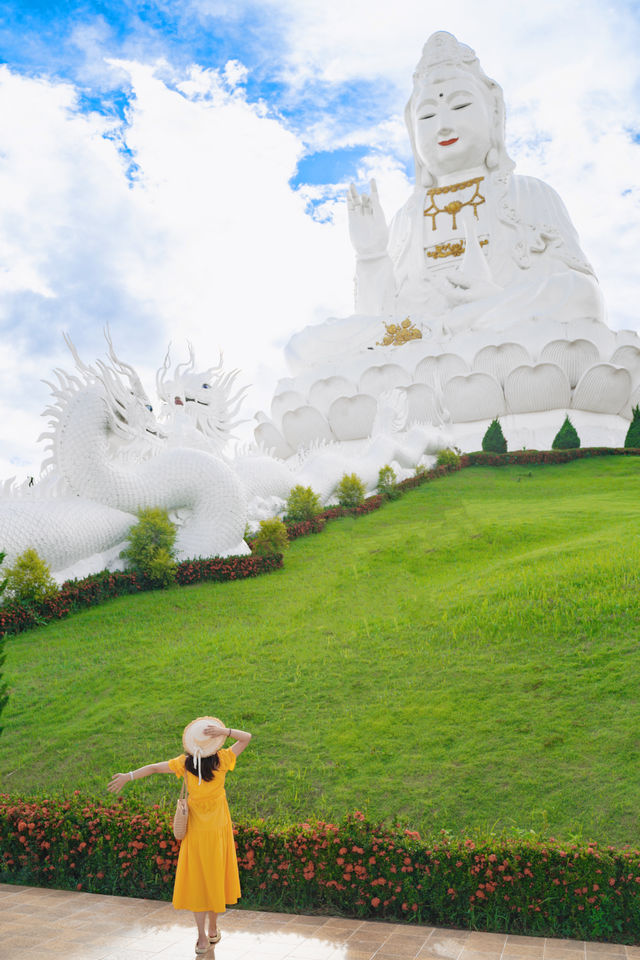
128, 771, 134, 781
227, 728, 232, 737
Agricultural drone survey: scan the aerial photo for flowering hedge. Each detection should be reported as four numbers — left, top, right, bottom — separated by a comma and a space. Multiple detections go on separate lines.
461, 447, 640, 468
1, 796, 638, 942
283, 517, 327, 540
0, 555, 283, 640
174, 554, 282, 586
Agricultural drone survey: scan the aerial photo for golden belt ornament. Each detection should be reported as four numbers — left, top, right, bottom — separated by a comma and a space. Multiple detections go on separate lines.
426, 238, 489, 260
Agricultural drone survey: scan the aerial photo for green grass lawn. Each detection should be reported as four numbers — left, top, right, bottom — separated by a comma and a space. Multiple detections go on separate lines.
1, 458, 639, 844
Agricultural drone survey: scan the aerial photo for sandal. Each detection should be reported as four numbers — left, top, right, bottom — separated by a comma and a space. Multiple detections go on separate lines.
209, 930, 222, 944
195, 943, 209, 955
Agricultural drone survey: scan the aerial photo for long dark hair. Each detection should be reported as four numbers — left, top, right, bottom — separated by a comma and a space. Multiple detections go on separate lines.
185, 751, 220, 782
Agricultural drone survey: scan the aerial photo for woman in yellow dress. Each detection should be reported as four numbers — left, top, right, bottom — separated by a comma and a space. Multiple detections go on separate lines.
108, 716, 252, 954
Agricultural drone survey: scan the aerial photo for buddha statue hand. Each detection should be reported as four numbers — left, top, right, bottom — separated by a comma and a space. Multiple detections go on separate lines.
347, 179, 389, 261
437, 270, 503, 306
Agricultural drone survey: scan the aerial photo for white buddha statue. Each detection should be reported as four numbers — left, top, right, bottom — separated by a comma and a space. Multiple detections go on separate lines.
349, 30, 605, 335
286, 31, 607, 372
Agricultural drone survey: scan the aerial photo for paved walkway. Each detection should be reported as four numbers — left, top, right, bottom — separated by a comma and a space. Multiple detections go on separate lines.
0, 883, 636, 960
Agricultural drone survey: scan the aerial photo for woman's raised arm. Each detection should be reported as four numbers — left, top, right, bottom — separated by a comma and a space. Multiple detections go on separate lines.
204, 723, 252, 758
107, 761, 173, 794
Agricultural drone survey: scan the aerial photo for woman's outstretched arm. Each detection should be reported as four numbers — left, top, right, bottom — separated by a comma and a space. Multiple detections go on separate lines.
204, 723, 252, 758
108, 761, 173, 794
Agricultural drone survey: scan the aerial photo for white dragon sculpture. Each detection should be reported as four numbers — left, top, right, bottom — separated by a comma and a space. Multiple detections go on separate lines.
0, 335, 255, 582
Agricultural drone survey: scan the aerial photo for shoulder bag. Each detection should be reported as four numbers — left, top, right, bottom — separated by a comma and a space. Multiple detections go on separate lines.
173, 773, 189, 840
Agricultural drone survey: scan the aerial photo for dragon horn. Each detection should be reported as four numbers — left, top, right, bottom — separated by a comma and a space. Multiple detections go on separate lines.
156, 343, 172, 399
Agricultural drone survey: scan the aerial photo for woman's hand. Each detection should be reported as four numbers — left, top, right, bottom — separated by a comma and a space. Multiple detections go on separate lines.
347, 179, 389, 259
204, 724, 228, 738
107, 772, 130, 794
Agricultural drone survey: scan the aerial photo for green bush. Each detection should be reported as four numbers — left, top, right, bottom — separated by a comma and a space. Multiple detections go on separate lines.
336, 473, 366, 509
377, 464, 400, 500
285, 485, 322, 522
482, 418, 507, 454
120, 508, 177, 588
436, 448, 461, 468
552, 415, 580, 450
251, 519, 289, 556
3, 548, 57, 605
624, 405, 640, 448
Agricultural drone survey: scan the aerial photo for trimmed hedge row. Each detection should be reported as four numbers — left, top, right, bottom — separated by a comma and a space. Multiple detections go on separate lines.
1, 795, 638, 942
461, 447, 640, 467
0, 555, 283, 639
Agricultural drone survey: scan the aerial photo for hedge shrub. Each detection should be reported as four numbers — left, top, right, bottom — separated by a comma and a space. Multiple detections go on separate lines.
120, 508, 177, 588
377, 465, 400, 501
0, 796, 638, 942
436, 448, 461, 468
284, 486, 322, 523
335, 473, 366, 510
250, 519, 289, 557
3, 548, 57, 605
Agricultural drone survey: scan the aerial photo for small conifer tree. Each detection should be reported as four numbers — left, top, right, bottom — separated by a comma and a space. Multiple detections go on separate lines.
482, 418, 507, 454
624, 405, 640, 448
552, 415, 580, 450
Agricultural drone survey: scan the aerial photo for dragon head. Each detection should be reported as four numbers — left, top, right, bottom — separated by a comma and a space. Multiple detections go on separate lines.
156, 343, 247, 455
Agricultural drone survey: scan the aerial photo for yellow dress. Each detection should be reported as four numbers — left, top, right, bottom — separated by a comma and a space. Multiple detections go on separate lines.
168, 749, 241, 912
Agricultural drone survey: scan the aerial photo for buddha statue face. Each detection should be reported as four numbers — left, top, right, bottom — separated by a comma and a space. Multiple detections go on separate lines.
405, 33, 513, 187
412, 74, 492, 178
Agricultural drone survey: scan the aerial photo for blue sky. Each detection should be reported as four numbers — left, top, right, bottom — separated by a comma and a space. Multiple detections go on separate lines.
1, 0, 639, 477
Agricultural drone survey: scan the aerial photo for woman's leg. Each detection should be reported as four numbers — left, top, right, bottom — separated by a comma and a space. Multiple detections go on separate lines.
208, 910, 219, 938
193, 911, 208, 950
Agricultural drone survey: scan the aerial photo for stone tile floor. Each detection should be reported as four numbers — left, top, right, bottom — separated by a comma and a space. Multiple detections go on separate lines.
0, 884, 636, 960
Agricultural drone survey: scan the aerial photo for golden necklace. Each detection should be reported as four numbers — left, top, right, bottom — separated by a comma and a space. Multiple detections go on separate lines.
424, 176, 485, 231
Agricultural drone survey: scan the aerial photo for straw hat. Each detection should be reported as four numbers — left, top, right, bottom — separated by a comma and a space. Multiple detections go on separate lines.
182, 716, 227, 783
183, 716, 227, 756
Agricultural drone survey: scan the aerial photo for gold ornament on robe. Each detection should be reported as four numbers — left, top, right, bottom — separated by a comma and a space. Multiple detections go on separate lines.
426, 237, 489, 260
377, 317, 423, 346
424, 176, 485, 230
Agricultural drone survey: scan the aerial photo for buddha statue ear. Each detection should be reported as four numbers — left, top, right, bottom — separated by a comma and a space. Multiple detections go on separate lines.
485, 146, 499, 170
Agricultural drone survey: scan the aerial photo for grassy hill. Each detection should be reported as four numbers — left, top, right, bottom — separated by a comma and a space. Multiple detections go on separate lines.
1, 457, 639, 844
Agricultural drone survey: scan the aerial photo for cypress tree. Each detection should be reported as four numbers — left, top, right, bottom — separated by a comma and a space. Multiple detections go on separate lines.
552, 415, 580, 450
624, 405, 640, 448
482, 418, 507, 454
